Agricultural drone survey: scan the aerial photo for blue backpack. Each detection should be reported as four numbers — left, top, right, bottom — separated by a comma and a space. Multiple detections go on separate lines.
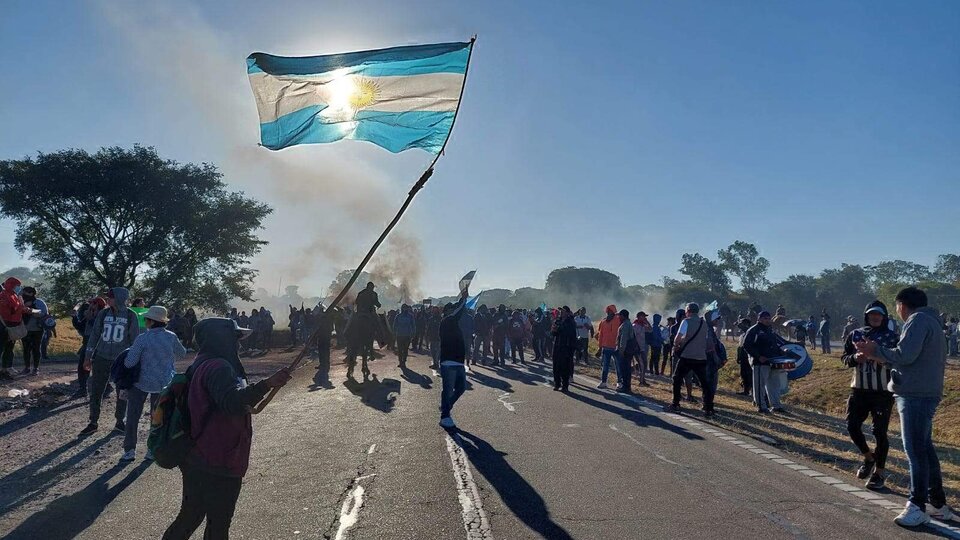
110, 349, 140, 390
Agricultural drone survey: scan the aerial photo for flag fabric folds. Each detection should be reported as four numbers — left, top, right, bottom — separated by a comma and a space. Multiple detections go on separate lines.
247, 41, 472, 153
465, 291, 483, 311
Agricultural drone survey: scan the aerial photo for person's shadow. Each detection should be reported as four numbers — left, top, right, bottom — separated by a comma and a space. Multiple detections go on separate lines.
4, 460, 151, 539
307, 363, 335, 391
343, 374, 402, 413
400, 365, 433, 389
453, 429, 573, 540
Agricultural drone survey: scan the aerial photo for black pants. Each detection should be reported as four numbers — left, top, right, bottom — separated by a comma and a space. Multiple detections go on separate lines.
163, 465, 243, 540
22, 330, 43, 370
492, 335, 506, 364
661, 345, 672, 375
649, 346, 662, 375
739, 359, 753, 393
575, 338, 589, 363
846, 389, 894, 469
553, 350, 574, 389
510, 338, 525, 363
618, 352, 633, 393
672, 358, 713, 411
532, 336, 546, 360
396, 336, 411, 366
77, 335, 90, 386
1, 326, 14, 371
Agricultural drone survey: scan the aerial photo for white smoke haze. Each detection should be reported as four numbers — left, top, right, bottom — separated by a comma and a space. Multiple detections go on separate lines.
96, 0, 426, 300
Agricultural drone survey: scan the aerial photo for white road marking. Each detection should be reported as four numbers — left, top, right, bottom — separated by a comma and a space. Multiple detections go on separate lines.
334, 474, 376, 540
562, 423, 581, 428
444, 433, 493, 539
497, 391, 521, 412
367, 444, 377, 455
565, 366, 960, 538
610, 424, 682, 466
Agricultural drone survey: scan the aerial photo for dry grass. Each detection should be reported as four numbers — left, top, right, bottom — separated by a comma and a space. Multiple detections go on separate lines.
575, 344, 960, 500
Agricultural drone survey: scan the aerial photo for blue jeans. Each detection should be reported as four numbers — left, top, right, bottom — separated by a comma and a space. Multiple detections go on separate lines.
440, 364, 467, 418
896, 396, 946, 510
600, 347, 620, 385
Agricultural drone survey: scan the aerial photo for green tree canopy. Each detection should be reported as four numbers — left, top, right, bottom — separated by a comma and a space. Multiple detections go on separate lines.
717, 241, 770, 292
0, 146, 271, 313
679, 253, 730, 296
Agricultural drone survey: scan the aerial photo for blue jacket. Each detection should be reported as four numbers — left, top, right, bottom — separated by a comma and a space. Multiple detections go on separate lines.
393, 311, 416, 337
647, 314, 664, 347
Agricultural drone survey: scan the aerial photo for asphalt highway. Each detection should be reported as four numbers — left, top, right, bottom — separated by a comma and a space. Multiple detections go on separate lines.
63, 349, 953, 539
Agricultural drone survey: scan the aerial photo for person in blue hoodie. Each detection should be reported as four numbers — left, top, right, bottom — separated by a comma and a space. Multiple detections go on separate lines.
393, 304, 416, 368
647, 314, 664, 376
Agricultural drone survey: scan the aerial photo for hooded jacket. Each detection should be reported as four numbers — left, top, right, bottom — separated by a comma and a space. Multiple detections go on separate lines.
552, 314, 578, 355
647, 314, 664, 348
393, 309, 416, 337
597, 306, 620, 349
0, 277, 28, 325
875, 306, 947, 399
86, 287, 141, 360
187, 318, 272, 477
841, 300, 897, 393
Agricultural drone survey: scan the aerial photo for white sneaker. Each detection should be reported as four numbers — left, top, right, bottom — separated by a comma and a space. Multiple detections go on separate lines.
597, 382, 608, 389
928, 504, 956, 521
119, 450, 136, 462
144, 450, 154, 461
439, 417, 456, 429
895, 502, 931, 527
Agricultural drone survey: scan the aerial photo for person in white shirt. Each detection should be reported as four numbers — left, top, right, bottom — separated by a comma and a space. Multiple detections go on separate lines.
573, 308, 593, 364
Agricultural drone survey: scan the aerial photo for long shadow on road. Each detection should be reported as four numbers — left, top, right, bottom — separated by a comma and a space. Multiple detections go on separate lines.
0, 400, 87, 439
400, 365, 433, 390
453, 428, 574, 540
343, 374, 401, 413
4, 460, 151, 540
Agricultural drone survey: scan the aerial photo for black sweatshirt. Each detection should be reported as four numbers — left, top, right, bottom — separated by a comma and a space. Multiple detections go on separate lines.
439, 297, 468, 364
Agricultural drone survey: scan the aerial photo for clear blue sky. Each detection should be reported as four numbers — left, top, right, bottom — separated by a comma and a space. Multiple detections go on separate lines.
1, 0, 958, 297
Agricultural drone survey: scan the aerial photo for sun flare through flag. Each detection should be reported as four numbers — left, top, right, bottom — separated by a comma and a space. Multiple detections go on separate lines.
247, 41, 473, 153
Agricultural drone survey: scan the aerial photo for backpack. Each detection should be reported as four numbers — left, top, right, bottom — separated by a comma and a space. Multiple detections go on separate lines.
147, 369, 196, 469
109, 349, 139, 390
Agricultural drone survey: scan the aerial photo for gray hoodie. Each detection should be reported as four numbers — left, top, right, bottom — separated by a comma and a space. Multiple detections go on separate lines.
86, 287, 142, 361
876, 306, 946, 398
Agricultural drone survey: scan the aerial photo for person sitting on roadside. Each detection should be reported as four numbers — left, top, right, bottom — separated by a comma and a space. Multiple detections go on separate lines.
120, 306, 186, 462
840, 300, 897, 490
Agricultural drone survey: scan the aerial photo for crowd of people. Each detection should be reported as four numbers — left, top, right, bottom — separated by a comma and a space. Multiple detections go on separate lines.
2, 274, 958, 534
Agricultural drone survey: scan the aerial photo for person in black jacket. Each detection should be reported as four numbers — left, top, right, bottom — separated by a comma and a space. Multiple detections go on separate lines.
551, 306, 578, 392
439, 288, 470, 429
734, 318, 753, 396
743, 311, 785, 413
841, 300, 898, 490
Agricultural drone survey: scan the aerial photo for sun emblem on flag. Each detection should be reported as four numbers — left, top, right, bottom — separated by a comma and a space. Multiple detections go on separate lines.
349, 77, 380, 110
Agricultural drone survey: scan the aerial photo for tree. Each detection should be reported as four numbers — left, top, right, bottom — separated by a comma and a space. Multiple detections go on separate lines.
679, 253, 730, 295
717, 241, 770, 291
815, 264, 874, 333
865, 259, 931, 290
0, 146, 271, 312
767, 274, 818, 318
934, 254, 960, 284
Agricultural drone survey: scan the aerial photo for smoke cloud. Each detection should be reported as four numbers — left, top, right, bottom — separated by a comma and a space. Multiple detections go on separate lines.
96, 1, 425, 300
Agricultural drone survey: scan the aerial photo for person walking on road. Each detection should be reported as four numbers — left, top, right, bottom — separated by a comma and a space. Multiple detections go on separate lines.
438, 288, 470, 429
120, 306, 186, 462
854, 287, 956, 527
595, 305, 620, 389
841, 300, 897, 490
80, 287, 141, 437
393, 304, 415, 368
162, 318, 291, 540
665, 303, 715, 417
551, 306, 577, 392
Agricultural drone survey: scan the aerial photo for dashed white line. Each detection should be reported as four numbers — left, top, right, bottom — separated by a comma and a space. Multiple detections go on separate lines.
334, 474, 375, 540
367, 444, 377, 455
610, 424, 682, 466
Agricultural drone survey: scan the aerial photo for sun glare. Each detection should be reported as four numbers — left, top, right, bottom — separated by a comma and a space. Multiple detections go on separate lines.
321, 69, 379, 122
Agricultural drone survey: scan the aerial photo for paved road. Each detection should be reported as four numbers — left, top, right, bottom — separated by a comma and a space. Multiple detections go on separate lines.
12, 349, 959, 539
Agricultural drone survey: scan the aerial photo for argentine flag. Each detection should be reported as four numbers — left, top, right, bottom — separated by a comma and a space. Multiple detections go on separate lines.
247, 41, 472, 153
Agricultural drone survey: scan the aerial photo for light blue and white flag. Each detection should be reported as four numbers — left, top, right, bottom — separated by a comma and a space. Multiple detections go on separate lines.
247, 41, 472, 153
465, 291, 483, 310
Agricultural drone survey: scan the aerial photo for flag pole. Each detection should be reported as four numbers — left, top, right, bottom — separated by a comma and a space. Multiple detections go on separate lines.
253, 36, 477, 414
